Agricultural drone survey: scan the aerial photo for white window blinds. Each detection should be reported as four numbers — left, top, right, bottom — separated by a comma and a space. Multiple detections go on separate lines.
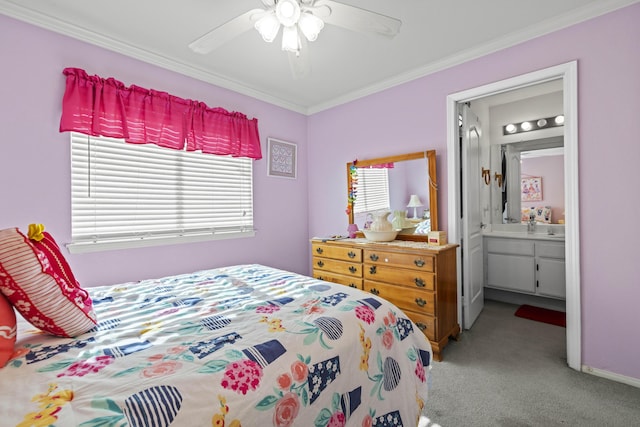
69, 133, 254, 252
353, 168, 390, 214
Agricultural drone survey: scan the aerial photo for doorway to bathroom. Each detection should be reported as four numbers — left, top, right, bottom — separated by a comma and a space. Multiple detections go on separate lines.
446, 62, 581, 371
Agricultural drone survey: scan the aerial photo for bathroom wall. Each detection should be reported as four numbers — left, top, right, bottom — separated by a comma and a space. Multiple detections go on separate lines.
521, 154, 565, 223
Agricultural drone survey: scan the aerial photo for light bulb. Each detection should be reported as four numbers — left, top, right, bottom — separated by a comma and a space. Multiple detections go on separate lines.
298, 12, 324, 41
505, 124, 517, 133
281, 25, 300, 53
537, 118, 547, 127
255, 13, 280, 43
521, 121, 532, 131
555, 115, 565, 125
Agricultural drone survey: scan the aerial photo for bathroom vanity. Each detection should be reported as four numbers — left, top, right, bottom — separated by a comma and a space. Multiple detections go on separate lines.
484, 231, 565, 300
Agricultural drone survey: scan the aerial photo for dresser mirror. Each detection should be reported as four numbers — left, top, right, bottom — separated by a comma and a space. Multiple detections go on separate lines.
347, 150, 438, 241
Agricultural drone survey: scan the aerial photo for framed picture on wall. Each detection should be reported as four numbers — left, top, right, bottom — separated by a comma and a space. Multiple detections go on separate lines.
521, 176, 542, 201
267, 138, 297, 179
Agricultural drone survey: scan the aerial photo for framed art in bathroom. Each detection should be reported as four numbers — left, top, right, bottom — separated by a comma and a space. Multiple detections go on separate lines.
521, 176, 542, 201
267, 138, 297, 179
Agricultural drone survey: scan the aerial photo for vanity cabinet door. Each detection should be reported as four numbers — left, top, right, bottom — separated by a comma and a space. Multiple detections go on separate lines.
537, 257, 566, 299
535, 241, 566, 300
486, 253, 536, 293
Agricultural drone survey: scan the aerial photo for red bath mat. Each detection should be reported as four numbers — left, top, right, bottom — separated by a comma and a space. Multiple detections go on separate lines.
514, 304, 566, 327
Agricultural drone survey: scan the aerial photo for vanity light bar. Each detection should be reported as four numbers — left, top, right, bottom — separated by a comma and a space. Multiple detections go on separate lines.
503, 115, 564, 135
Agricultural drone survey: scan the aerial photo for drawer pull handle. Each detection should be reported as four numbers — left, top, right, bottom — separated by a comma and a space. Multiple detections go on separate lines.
369, 266, 377, 275
370, 254, 379, 261
316, 247, 324, 254
415, 298, 427, 307
349, 283, 357, 288
348, 251, 356, 259
416, 322, 427, 331
414, 259, 425, 267
317, 276, 324, 280
349, 266, 357, 274
370, 288, 380, 296
415, 278, 425, 288
316, 260, 325, 268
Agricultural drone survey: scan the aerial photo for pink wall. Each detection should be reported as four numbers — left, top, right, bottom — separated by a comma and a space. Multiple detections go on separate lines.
1, 4, 639, 382
307, 4, 640, 380
521, 155, 565, 223
0, 15, 309, 286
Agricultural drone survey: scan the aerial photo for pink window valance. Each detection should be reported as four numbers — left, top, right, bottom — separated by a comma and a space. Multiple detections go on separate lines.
59, 68, 262, 159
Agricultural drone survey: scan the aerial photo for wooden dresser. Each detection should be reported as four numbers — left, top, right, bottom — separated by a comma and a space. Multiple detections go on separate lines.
311, 238, 459, 361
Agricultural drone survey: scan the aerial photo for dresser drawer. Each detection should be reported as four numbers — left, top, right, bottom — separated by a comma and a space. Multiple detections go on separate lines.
313, 270, 362, 289
364, 249, 434, 272
312, 243, 362, 262
363, 264, 435, 291
364, 280, 435, 316
405, 311, 437, 341
312, 256, 362, 277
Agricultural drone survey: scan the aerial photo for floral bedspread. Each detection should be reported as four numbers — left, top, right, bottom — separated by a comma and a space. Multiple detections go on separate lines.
1, 264, 432, 427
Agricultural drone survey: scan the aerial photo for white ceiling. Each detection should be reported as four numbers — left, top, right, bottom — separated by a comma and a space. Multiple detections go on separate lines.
1, 0, 636, 114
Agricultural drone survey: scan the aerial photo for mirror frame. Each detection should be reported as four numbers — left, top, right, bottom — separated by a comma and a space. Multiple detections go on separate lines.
347, 150, 438, 241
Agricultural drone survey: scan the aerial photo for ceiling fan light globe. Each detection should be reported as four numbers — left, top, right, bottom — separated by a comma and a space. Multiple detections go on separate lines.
255, 13, 281, 42
276, 0, 301, 27
281, 25, 301, 53
298, 12, 324, 41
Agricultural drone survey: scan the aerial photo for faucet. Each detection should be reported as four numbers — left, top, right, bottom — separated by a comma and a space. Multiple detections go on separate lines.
527, 214, 536, 233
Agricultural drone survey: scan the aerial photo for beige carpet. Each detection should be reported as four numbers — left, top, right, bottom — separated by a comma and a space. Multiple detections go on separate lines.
422, 300, 640, 426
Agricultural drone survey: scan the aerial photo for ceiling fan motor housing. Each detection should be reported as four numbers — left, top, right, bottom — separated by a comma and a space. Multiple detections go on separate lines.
276, 0, 301, 27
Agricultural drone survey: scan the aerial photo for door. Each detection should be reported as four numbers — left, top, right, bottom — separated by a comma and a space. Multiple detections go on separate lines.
446, 62, 581, 370
460, 104, 484, 328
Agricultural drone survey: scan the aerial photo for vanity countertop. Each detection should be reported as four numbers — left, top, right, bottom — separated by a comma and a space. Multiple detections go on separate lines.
482, 230, 565, 241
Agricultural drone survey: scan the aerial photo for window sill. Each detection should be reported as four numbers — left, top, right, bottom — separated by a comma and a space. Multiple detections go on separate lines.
66, 230, 256, 254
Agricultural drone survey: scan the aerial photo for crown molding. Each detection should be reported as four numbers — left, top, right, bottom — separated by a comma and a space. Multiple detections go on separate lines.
307, 0, 639, 114
2, 0, 637, 116
0, 0, 309, 114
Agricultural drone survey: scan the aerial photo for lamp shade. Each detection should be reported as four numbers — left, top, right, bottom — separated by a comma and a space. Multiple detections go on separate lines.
407, 194, 423, 219
298, 12, 324, 41
281, 25, 300, 53
255, 13, 280, 42
407, 195, 423, 208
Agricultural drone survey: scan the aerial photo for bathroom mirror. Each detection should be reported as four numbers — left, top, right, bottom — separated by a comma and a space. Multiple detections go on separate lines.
347, 150, 438, 241
490, 137, 564, 225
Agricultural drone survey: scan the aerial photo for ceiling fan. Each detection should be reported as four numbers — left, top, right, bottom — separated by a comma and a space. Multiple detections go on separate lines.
188, 0, 402, 78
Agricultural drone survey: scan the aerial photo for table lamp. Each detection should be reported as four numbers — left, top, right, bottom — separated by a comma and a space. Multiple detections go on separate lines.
407, 194, 423, 219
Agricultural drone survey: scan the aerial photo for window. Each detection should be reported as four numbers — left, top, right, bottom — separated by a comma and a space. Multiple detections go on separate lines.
353, 168, 390, 214
69, 133, 254, 253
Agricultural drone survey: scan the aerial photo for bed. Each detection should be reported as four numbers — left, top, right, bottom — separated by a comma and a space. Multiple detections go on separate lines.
0, 263, 432, 427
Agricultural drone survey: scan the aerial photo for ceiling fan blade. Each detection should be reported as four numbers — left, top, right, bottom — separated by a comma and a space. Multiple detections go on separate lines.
189, 9, 265, 54
314, 0, 401, 38
288, 39, 311, 79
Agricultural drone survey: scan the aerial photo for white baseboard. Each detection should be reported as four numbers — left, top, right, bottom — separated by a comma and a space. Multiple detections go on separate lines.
582, 365, 640, 389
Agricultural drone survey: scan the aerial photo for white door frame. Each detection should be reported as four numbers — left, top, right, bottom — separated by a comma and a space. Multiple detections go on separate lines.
446, 61, 581, 371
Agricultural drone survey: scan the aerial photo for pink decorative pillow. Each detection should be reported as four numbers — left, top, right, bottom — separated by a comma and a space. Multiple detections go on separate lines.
0, 226, 96, 337
0, 293, 17, 367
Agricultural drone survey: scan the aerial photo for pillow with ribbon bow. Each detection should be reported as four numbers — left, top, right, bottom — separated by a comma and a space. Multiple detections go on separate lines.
0, 225, 96, 337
